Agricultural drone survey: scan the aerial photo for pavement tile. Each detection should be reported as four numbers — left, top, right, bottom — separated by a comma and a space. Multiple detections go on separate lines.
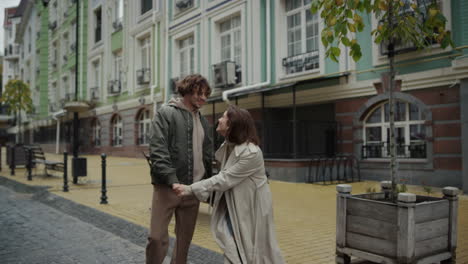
1, 150, 467, 264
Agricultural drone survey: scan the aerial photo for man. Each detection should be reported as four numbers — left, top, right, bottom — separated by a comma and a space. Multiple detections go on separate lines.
146, 74, 213, 264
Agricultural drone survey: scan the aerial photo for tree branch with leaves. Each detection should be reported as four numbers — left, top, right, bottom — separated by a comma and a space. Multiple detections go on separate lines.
311, 0, 453, 200
0, 79, 34, 144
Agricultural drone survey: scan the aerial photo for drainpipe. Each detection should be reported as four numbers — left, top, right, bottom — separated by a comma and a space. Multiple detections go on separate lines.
52, 110, 67, 154
222, 0, 271, 102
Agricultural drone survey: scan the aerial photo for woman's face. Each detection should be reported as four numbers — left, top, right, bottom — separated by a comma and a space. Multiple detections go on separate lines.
216, 111, 229, 137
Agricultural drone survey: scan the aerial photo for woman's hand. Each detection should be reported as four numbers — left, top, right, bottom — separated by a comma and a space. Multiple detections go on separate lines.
172, 183, 192, 197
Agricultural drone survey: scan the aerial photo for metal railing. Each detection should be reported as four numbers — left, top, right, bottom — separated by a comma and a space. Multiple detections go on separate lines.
307, 154, 361, 185
362, 143, 427, 159
282, 50, 320, 74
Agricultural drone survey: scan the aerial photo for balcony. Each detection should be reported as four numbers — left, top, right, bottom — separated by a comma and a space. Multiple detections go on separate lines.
62, 92, 90, 113
361, 143, 427, 159
136, 68, 151, 85
108, 80, 121, 94
90, 86, 100, 100
282, 51, 319, 75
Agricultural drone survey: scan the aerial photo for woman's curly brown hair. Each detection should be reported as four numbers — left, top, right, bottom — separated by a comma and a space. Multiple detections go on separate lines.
176, 74, 212, 97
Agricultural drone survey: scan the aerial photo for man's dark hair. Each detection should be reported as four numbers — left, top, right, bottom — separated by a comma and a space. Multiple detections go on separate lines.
225, 105, 260, 145
176, 74, 211, 97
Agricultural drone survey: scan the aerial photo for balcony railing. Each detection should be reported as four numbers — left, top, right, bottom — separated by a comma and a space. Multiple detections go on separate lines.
282, 50, 319, 75
361, 143, 427, 159
90, 86, 100, 100
108, 80, 121, 94
136, 68, 151, 84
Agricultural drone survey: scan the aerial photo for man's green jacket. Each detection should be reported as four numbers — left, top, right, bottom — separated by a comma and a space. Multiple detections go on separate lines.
149, 102, 213, 186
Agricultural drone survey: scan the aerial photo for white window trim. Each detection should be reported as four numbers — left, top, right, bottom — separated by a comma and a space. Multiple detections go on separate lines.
90, 58, 101, 100
138, 110, 151, 145
363, 101, 426, 160
138, 0, 154, 21
93, 6, 103, 46
172, 27, 198, 79
371, 0, 452, 67
112, 115, 123, 147
276, 0, 325, 81
135, 34, 152, 89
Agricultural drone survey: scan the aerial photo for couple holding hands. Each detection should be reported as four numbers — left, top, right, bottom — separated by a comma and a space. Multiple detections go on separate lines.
146, 74, 284, 264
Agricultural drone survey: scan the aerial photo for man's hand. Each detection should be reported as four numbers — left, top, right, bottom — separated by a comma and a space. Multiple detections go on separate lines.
173, 183, 192, 197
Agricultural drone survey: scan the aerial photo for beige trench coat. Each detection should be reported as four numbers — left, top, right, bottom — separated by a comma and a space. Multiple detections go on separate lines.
191, 142, 285, 264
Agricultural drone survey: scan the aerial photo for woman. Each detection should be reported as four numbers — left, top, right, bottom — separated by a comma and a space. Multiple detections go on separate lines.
173, 105, 285, 264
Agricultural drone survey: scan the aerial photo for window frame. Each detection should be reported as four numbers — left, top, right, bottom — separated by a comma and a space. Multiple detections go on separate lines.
371, 0, 452, 66
137, 109, 151, 145
363, 100, 427, 160
277, 0, 324, 80
111, 115, 123, 146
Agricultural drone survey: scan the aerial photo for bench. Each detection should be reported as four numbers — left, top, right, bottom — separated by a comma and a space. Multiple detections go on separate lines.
25, 145, 64, 177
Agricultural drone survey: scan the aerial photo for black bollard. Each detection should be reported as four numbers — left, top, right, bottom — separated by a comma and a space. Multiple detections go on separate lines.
100, 153, 108, 204
10, 146, 15, 176
27, 148, 32, 181
63, 151, 69, 192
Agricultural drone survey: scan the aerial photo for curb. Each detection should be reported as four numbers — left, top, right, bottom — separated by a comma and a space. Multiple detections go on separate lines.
0, 176, 223, 264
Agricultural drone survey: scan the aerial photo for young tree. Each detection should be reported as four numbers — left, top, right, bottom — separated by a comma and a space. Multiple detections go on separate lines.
311, 0, 453, 200
0, 79, 34, 144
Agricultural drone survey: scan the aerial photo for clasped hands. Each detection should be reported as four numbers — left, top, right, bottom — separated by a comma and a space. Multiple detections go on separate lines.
172, 183, 192, 197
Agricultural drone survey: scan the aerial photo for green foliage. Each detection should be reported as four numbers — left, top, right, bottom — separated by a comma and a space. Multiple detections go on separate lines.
422, 185, 433, 194
0, 79, 33, 114
311, 0, 454, 62
365, 186, 377, 193
396, 183, 408, 193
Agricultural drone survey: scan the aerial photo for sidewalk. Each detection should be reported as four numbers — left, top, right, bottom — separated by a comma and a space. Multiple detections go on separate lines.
1, 150, 467, 264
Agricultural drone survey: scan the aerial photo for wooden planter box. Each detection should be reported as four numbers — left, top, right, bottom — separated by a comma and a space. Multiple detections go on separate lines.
336, 183, 459, 264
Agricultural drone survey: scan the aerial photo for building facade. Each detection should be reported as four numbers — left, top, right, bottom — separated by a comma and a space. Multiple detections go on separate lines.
6, 0, 468, 193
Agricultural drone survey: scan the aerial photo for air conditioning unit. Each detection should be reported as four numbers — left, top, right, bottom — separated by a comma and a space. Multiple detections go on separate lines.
63, 55, 68, 62
212, 61, 236, 88
91, 89, 99, 100
170, 77, 179, 93
70, 43, 76, 51
176, 0, 193, 9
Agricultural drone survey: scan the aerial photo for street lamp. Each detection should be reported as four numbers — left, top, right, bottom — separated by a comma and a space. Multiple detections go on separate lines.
42, 0, 86, 184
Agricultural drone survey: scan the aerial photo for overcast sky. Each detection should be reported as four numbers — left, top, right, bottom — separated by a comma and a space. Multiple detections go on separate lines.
0, 0, 21, 55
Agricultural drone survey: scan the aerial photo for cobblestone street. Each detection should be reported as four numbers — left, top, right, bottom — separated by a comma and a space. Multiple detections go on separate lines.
0, 185, 146, 264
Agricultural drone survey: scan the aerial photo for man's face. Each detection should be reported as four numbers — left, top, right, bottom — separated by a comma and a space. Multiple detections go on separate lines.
185, 87, 208, 110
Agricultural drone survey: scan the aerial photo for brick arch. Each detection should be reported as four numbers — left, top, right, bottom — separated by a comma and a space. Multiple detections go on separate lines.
352, 91, 434, 169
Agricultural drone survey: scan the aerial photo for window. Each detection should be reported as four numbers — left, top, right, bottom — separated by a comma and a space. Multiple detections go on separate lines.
362, 101, 427, 159
219, 15, 242, 83
92, 119, 101, 146
91, 61, 100, 98
113, 51, 122, 82
141, 0, 152, 15
62, 76, 69, 101
113, 0, 124, 30
111, 115, 123, 146
63, 32, 69, 63
283, 0, 319, 75
178, 35, 195, 78
137, 37, 151, 85
94, 7, 102, 43
28, 27, 32, 53
137, 109, 150, 145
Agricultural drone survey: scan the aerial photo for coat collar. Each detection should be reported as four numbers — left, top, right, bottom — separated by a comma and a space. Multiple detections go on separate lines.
216, 141, 258, 161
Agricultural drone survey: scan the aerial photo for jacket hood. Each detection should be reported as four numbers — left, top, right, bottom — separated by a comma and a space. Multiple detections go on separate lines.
168, 97, 192, 112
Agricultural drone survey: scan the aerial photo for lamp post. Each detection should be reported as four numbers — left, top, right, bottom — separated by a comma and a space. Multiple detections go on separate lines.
42, 0, 85, 184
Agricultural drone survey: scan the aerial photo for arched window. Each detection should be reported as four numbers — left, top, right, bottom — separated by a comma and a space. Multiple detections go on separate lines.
363, 100, 426, 159
137, 109, 150, 145
91, 118, 101, 146
111, 115, 123, 146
